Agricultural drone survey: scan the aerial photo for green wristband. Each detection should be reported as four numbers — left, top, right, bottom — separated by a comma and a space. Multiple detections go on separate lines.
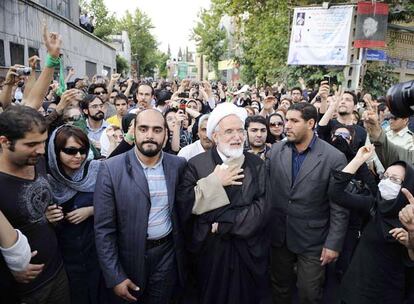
45, 54, 61, 68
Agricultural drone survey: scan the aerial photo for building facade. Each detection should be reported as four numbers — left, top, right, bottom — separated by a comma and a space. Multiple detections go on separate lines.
0, 0, 116, 78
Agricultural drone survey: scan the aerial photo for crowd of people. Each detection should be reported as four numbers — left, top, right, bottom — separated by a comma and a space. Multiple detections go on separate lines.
0, 24, 414, 304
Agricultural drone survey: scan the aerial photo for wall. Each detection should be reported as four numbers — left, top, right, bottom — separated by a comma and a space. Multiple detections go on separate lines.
0, 0, 116, 79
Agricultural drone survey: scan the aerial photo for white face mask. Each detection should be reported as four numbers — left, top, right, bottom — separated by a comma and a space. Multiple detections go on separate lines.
378, 179, 401, 200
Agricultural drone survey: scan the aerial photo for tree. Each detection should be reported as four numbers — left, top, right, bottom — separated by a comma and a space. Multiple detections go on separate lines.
363, 63, 398, 98
116, 9, 159, 76
116, 55, 129, 76
194, 0, 412, 87
154, 51, 170, 79
79, 0, 117, 41
193, 7, 227, 77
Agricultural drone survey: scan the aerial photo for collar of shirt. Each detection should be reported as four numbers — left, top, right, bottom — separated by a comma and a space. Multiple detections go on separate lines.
288, 133, 317, 154
134, 148, 164, 170
396, 127, 409, 137
86, 119, 108, 132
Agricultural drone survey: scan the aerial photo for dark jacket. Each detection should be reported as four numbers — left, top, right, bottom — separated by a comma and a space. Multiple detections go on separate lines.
266, 137, 349, 255
329, 162, 414, 304
94, 149, 186, 292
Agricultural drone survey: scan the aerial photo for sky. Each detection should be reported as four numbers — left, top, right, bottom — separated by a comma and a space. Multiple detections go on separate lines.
103, 0, 211, 56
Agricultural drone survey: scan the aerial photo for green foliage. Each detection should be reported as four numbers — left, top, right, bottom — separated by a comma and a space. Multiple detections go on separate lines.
156, 52, 170, 79
116, 9, 159, 76
193, 8, 228, 76
282, 65, 344, 89
194, 0, 410, 86
116, 55, 129, 76
80, 0, 117, 41
363, 63, 398, 98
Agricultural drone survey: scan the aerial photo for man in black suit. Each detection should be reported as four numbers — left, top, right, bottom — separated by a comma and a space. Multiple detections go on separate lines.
94, 109, 186, 303
266, 103, 348, 304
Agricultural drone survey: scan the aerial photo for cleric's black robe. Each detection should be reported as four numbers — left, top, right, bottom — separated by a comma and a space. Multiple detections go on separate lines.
176, 147, 272, 304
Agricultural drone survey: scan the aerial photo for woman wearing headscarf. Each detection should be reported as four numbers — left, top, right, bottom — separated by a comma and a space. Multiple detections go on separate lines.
45, 125, 102, 303
329, 144, 414, 304
266, 113, 285, 144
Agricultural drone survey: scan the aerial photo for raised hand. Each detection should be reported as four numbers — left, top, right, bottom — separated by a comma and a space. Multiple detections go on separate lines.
28, 56, 40, 70
42, 20, 62, 58
355, 144, 375, 163
399, 188, 414, 232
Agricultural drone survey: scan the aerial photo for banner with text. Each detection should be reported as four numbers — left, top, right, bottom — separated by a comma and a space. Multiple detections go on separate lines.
287, 6, 354, 66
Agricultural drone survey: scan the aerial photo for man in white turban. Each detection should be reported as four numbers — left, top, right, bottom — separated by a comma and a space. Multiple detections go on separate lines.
177, 102, 272, 304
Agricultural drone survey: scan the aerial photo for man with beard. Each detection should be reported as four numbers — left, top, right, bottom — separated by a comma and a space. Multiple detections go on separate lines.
0, 106, 70, 303
94, 109, 186, 303
177, 102, 272, 304
267, 103, 348, 304
178, 114, 213, 161
245, 115, 269, 160
318, 89, 367, 150
80, 94, 108, 151
133, 83, 155, 111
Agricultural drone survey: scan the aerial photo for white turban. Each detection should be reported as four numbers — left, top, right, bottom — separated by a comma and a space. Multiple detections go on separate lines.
206, 102, 247, 140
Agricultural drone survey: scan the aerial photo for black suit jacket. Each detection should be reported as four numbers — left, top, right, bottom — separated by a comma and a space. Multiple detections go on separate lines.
266, 137, 349, 255
94, 149, 186, 292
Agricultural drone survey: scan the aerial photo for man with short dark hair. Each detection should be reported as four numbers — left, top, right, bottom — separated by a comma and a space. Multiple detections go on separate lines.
94, 109, 186, 303
245, 115, 269, 160
79, 94, 108, 150
318, 90, 367, 150
291, 87, 303, 104
0, 106, 70, 304
267, 103, 348, 304
385, 114, 413, 150
134, 83, 155, 110
89, 83, 108, 102
107, 93, 128, 128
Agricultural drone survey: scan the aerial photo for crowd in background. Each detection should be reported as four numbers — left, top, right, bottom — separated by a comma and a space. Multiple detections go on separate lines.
0, 23, 414, 304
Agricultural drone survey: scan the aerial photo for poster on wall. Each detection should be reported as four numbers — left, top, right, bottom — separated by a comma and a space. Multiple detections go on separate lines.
287, 6, 354, 66
354, 2, 388, 48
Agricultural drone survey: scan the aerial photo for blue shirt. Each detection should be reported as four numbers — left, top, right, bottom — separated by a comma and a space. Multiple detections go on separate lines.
135, 151, 172, 240
289, 134, 317, 185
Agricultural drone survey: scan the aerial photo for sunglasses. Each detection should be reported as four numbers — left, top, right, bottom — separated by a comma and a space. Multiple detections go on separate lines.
270, 122, 284, 127
61, 147, 88, 155
334, 132, 351, 140
94, 91, 106, 95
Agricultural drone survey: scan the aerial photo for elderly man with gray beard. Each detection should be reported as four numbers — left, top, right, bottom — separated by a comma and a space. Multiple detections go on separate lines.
176, 102, 272, 304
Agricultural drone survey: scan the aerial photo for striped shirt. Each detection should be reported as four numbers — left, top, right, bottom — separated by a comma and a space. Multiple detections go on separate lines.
135, 151, 172, 240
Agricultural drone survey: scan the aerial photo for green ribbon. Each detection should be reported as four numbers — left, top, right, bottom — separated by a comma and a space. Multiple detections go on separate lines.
45, 54, 66, 97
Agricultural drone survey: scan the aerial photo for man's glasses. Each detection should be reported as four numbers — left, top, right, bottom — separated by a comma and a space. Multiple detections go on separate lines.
379, 172, 403, 185
61, 147, 88, 155
94, 91, 106, 95
270, 122, 284, 127
89, 104, 104, 110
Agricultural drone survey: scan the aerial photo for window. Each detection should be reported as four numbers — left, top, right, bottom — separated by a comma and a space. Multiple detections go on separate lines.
103, 66, 111, 77
0, 40, 4, 66
39, 0, 70, 19
10, 42, 24, 66
28, 47, 40, 70
85, 61, 97, 79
